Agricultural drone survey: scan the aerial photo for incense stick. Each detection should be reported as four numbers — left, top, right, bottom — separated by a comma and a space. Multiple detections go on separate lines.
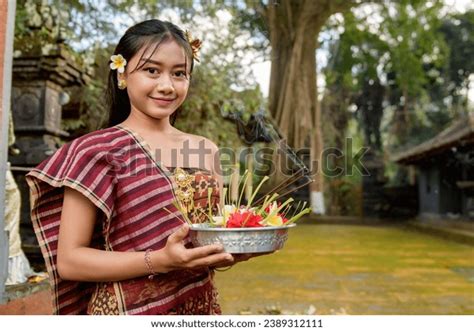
252, 169, 308, 206
272, 178, 314, 202
251, 168, 304, 206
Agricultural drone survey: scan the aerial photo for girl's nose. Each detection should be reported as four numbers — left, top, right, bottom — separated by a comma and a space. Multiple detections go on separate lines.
156, 74, 174, 94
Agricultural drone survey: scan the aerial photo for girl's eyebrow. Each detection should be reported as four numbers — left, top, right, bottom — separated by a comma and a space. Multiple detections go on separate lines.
140, 59, 186, 68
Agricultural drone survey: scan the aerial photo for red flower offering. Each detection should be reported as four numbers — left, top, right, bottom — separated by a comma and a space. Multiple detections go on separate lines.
226, 210, 264, 228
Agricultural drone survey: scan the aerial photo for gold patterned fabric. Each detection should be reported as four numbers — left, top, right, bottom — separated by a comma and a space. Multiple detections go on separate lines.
87, 282, 120, 315
169, 167, 220, 224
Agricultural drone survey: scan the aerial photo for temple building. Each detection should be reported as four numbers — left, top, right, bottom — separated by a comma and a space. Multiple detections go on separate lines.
393, 114, 474, 220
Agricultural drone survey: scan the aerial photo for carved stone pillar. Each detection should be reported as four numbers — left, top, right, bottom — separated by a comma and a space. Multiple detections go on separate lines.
10, 44, 90, 260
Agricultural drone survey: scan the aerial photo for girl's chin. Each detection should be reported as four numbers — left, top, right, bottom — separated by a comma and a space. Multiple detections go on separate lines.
130, 106, 178, 121
144, 109, 177, 120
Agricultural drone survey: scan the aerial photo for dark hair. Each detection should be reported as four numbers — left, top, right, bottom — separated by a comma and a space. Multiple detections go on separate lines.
106, 19, 195, 127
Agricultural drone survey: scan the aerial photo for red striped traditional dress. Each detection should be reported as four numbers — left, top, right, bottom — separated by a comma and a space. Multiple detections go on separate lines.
26, 125, 221, 315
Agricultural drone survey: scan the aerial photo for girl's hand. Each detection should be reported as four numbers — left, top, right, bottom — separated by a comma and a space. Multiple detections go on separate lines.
153, 224, 234, 273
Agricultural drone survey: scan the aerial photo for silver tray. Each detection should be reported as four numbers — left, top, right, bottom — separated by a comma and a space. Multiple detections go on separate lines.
189, 224, 296, 254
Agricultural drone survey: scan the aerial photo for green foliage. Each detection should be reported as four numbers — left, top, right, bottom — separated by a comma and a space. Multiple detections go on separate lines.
324, 2, 472, 162
381, 0, 448, 97
14, 0, 265, 150
437, 10, 474, 116
321, 1, 474, 207
61, 44, 114, 136
176, 65, 264, 149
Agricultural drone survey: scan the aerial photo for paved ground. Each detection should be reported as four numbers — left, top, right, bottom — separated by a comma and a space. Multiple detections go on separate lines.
215, 223, 474, 314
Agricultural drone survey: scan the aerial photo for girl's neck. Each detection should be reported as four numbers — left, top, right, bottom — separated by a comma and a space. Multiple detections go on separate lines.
121, 109, 178, 136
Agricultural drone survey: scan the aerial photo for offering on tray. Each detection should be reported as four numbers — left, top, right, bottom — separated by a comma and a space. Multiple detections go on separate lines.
165, 171, 312, 253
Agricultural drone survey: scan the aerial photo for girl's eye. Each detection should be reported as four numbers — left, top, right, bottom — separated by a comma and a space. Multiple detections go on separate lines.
145, 68, 159, 75
174, 71, 187, 78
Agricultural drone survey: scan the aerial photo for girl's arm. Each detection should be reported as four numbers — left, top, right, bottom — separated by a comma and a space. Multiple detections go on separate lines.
57, 187, 233, 282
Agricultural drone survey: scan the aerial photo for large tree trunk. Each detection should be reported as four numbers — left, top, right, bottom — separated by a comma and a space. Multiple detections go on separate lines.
264, 0, 353, 214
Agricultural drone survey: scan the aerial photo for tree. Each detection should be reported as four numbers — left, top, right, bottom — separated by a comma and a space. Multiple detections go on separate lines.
108, 0, 361, 213
237, 0, 360, 214
320, 9, 386, 215
14, 1, 262, 145
380, 0, 448, 144
59, 0, 365, 213
321, 2, 474, 192
15, 0, 368, 214
438, 10, 474, 117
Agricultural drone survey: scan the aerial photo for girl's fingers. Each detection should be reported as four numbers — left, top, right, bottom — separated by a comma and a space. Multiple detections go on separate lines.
187, 252, 234, 269
167, 233, 234, 268
184, 244, 227, 261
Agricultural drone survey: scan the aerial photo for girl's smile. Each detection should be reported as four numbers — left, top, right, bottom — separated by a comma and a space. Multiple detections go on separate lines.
149, 96, 177, 106
150, 97, 176, 106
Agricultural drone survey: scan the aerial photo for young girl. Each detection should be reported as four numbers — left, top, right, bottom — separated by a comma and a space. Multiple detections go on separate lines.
26, 19, 252, 315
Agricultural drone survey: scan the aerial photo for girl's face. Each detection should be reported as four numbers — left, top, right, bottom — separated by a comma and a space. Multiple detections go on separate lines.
120, 39, 191, 122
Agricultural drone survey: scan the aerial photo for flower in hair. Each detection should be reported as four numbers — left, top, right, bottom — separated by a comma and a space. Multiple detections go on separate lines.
184, 30, 202, 62
110, 54, 127, 73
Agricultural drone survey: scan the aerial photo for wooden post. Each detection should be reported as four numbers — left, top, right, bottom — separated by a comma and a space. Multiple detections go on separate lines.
0, 0, 17, 303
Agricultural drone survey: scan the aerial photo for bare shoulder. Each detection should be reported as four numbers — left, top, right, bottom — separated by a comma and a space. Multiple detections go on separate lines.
182, 133, 219, 152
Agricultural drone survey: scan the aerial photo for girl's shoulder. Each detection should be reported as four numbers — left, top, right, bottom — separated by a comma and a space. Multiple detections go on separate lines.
69, 126, 130, 151
31, 126, 132, 174
174, 131, 218, 151
26, 127, 128, 223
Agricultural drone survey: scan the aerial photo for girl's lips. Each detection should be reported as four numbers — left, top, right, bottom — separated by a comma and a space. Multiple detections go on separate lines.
149, 96, 176, 106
